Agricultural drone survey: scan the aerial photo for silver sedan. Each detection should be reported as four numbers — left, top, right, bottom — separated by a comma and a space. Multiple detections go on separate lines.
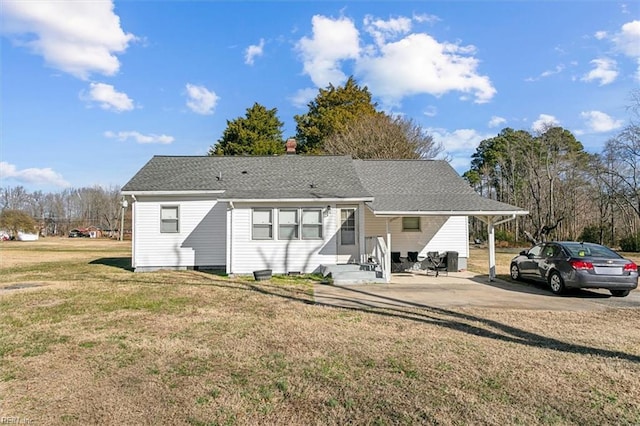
510, 241, 638, 297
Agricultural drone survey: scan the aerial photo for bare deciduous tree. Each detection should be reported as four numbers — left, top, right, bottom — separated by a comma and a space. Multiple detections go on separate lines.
323, 114, 443, 159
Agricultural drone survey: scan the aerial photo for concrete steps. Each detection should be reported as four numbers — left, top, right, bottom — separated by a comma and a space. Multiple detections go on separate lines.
320, 264, 386, 285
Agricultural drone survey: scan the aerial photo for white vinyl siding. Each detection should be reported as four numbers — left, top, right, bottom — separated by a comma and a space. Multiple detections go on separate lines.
132, 196, 227, 270
364, 209, 468, 261
229, 202, 341, 274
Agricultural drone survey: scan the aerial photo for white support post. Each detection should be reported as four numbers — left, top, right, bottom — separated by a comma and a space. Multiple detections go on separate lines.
385, 218, 391, 283
487, 216, 496, 282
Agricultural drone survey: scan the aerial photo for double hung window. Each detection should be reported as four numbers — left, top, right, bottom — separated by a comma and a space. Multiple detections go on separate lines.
160, 206, 179, 233
252, 209, 273, 240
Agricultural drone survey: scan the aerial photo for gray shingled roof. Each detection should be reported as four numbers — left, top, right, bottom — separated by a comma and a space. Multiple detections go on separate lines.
353, 159, 527, 213
122, 155, 372, 200
122, 155, 526, 213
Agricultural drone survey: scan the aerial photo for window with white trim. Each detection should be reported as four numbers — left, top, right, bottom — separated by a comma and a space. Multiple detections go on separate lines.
252, 209, 273, 240
278, 209, 299, 240
160, 206, 179, 233
402, 217, 420, 232
301, 209, 323, 239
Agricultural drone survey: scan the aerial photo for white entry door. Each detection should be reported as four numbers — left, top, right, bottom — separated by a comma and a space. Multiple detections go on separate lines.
337, 206, 359, 263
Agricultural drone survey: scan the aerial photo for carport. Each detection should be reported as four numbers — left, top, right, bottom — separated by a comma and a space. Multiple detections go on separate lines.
374, 208, 528, 283
353, 160, 529, 283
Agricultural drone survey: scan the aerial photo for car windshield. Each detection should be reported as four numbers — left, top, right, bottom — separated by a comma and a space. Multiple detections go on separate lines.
563, 243, 621, 259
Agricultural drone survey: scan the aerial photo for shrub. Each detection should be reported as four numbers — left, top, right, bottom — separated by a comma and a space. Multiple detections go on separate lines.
578, 225, 602, 244
620, 233, 640, 252
495, 230, 515, 244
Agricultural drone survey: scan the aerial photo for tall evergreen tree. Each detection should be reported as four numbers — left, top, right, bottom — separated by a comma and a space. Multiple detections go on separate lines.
294, 77, 379, 153
210, 103, 285, 155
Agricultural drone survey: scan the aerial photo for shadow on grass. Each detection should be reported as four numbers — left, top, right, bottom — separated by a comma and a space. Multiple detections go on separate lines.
198, 276, 640, 364
89, 257, 134, 272
313, 284, 640, 363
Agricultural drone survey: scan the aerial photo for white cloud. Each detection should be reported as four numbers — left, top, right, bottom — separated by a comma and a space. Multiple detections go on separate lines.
594, 31, 608, 40
1, 0, 135, 80
581, 58, 618, 85
289, 87, 318, 109
525, 64, 565, 82
532, 114, 560, 133
613, 20, 640, 58
580, 110, 623, 133
488, 116, 507, 128
293, 14, 496, 107
413, 13, 440, 24
245, 38, 265, 65
428, 128, 494, 173
83, 82, 134, 112
0, 161, 69, 188
185, 84, 219, 115
423, 106, 437, 117
295, 15, 360, 87
356, 33, 495, 105
363, 15, 412, 46
105, 131, 174, 144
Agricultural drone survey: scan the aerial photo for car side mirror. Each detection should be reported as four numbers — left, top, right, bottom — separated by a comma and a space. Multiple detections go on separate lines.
519, 250, 527, 256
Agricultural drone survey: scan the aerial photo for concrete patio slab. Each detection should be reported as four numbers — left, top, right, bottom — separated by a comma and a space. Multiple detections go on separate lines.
313, 271, 640, 311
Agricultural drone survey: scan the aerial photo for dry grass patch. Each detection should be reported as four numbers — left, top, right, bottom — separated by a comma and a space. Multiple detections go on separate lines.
1, 240, 639, 425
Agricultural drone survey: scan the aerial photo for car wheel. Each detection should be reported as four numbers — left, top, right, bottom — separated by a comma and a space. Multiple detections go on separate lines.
610, 289, 630, 297
548, 271, 565, 295
510, 263, 521, 281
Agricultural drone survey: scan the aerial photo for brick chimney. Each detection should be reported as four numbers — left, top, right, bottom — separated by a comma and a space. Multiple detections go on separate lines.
285, 138, 297, 154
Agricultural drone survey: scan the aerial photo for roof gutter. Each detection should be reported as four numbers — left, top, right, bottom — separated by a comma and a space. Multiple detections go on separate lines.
372, 210, 529, 217
121, 190, 226, 196
217, 197, 374, 203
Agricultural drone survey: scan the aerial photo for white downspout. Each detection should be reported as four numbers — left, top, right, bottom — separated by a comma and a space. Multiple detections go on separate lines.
226, 201, 234, 275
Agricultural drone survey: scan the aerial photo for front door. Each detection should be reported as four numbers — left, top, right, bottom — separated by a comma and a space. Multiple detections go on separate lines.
337, 206, 359, 263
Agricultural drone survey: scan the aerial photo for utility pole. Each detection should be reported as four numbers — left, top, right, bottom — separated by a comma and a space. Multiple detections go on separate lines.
120, 197, 128, 241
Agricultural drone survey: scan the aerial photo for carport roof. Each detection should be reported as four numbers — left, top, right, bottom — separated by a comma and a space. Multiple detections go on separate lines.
353, 159, 527, 216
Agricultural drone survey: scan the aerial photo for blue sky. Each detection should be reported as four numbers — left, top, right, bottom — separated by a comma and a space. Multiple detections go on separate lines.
1, 1, 639, 192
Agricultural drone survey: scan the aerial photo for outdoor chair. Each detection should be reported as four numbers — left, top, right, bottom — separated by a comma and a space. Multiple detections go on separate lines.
391, 251, 404, 272
407, 251, 420, 270
423, 251, 448, 277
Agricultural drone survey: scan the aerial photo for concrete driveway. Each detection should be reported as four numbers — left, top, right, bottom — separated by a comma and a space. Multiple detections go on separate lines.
313, 271, 640, 311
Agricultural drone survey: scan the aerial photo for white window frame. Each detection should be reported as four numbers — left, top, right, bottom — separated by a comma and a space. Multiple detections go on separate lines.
252, 208, 273, 240
301, 208, 323, 240
278, 209, 299, 240
402, 217, 421, 232
160, 205, 179, 233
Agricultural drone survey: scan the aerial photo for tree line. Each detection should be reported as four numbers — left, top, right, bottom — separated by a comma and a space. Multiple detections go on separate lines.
0, 185, 124, 238
464, 90, 640, 250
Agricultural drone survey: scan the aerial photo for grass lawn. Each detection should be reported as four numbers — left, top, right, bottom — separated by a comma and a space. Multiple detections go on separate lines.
1, 239, 639, 425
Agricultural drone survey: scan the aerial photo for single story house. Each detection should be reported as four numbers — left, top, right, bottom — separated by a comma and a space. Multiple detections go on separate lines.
122, 149, 527, 282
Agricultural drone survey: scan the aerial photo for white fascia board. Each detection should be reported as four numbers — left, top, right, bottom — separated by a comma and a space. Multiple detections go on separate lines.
217, 197, 374, 203
372, 210, 529, 217
121, 190, 226, 196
